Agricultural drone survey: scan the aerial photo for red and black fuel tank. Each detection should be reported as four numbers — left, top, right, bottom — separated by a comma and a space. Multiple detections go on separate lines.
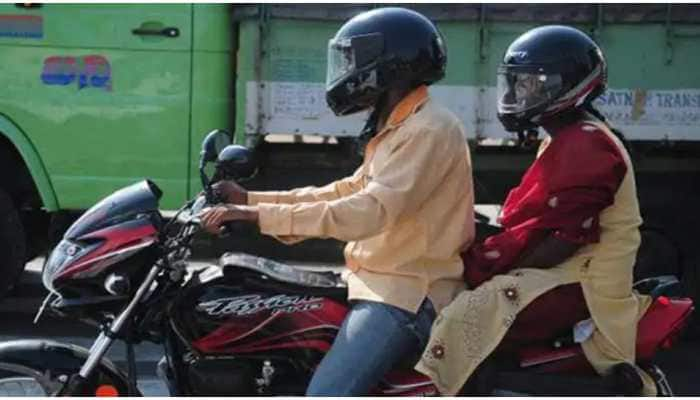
170, 253, 349, 358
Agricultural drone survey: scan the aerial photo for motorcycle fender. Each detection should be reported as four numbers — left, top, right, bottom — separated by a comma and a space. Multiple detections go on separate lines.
0, 339, 139, 396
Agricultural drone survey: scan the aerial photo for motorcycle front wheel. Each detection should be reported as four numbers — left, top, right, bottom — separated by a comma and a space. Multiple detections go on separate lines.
0, 362, 57, 396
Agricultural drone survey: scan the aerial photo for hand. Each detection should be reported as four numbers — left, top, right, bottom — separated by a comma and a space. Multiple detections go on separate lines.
198, 205, 258, 235
212, 180, 248, 205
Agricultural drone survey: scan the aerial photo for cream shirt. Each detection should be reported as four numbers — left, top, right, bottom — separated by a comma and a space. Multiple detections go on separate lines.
248, 86, 475, 313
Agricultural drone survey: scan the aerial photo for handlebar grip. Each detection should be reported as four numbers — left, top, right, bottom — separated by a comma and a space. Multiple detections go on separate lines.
219, 221, 241, 237
204, 186, 225, 205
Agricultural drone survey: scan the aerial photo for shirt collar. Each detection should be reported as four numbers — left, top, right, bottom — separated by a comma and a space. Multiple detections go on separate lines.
361, 85, 430, 163
384, 85, 429, 129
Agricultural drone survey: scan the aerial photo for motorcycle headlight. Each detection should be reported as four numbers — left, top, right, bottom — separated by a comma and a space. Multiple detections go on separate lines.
42, 240, 99, 293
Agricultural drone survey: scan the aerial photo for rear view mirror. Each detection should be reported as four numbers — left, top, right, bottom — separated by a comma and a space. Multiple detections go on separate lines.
199, 129, 232, 198
200, 129, 232, 165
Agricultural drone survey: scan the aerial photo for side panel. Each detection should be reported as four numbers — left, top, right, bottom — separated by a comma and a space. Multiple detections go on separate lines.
0, 4, 193, 210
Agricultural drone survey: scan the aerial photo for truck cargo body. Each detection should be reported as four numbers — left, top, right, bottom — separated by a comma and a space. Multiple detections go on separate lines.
230, 5, 700, 313
235, 4, 700, 143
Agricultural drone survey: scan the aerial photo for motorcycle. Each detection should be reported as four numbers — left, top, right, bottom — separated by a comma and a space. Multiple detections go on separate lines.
0, 129, 693, 396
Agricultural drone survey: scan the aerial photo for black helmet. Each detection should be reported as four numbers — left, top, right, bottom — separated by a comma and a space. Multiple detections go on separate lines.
214, 145, 258, 182
325, 7, 447, 116
497, 25, 607, 132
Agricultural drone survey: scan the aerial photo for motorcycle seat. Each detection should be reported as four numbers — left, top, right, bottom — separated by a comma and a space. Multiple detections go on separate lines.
516, 295, 694, 373
218, 252, 347, 292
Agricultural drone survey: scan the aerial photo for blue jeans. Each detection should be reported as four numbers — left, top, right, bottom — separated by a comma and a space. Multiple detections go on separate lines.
306, 299, 436, 396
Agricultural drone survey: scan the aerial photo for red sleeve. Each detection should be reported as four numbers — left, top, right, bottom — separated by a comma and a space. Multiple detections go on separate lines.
542, 124, 627, 245
462, 227, 545, 287
463, 123, 629, 287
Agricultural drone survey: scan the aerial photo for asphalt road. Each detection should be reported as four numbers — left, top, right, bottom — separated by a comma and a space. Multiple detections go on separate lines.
1, 258, 698, 396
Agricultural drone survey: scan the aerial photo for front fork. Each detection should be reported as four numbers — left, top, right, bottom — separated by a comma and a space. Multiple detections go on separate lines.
56, 264, 162, 396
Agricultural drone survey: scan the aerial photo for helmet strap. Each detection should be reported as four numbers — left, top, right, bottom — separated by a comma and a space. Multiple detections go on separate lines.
360, 106, 382, 139
516, 128, 540, 149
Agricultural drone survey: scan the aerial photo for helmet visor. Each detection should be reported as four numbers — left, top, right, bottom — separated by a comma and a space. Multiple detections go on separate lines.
497, 67, 563, 115
327, 38, 355, 87
326, 33, 384, 87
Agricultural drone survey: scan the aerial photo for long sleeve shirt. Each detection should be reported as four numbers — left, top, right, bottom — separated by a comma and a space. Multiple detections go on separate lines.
248, 85, 475, 313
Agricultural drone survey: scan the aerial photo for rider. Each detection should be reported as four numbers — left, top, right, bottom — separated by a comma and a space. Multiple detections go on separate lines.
199, 7, 475, 395
415, 25, 656, 395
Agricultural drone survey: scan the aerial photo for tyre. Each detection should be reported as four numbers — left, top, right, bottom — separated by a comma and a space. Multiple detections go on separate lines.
0, 188, 27, 298
0, 363, 53, 396
0, 340, 137, 396
21, 209, 49, 262
0, 363, 126, 396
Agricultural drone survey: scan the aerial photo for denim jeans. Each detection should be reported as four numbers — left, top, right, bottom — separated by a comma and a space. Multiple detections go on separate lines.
306, 298, 436, 396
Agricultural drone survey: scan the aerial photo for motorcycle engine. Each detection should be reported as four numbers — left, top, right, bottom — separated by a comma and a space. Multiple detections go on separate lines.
186, 358, 256, 395
186, 357, 308, 395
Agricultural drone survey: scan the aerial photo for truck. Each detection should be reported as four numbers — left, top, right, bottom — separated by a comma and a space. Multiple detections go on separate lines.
0, 3, 699, 320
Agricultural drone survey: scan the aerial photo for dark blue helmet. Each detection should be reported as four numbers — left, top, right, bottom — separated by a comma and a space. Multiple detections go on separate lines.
325, 7, 447, 116
497, 25, 607, 132
215, 145, 258, 182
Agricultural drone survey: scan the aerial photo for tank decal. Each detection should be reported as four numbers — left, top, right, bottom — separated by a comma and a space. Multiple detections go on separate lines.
191, 297, 347, 354
197, 294, 323, 317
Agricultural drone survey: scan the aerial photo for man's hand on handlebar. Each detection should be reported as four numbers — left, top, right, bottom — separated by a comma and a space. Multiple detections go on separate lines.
198, 204, 258, 235
212, 180, 248, 205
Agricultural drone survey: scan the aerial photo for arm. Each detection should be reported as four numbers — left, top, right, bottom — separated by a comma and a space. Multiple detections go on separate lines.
247, 167, 365, 205
465, 129, 628, 286
513, 128, 629, 268
513, 234, 582, 269
213, 168, 364, 206
255, 122, 461, 242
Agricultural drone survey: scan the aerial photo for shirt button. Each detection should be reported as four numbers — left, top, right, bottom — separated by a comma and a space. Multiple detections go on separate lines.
504, 287, 519, 301
431, 344, 445, 359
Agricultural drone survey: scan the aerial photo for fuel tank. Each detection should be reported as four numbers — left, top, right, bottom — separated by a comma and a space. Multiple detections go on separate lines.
170, 253, 348, 358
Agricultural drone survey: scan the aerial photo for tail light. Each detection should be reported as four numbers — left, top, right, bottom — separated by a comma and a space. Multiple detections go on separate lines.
655, 296, 692, 350
657, 296, 671, 306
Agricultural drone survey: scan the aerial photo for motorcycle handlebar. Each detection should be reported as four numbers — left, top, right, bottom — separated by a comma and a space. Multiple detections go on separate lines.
176, 194, 238, 237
